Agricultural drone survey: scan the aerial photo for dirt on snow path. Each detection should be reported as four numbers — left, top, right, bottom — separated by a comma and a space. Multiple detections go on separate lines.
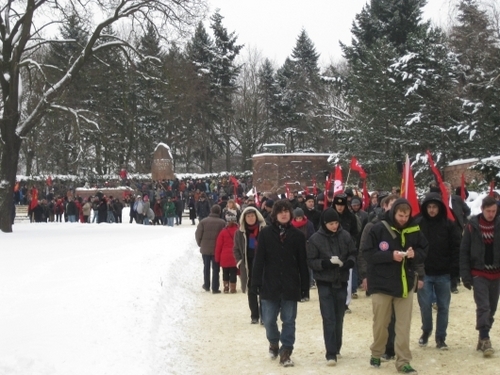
181, 280, 498, 375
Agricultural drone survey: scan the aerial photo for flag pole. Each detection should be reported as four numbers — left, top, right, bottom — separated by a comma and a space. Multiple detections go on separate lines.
345, 168, 351, 186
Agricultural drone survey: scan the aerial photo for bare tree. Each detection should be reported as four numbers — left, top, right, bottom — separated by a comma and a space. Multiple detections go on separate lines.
0, 0, 206, 232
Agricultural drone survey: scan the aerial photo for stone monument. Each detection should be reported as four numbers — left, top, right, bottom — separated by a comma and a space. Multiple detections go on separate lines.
152, 143, 175, 180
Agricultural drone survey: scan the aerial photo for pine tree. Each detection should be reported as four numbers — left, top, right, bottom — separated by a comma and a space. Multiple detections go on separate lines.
449, 0, 500, 157
209, 11, 243, 170
342, 0, 460, 180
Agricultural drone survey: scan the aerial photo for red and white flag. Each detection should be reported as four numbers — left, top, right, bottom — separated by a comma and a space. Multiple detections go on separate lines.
333, 165, 343, 195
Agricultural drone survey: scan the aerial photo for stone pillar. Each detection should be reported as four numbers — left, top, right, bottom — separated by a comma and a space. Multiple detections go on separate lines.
151, 143, 175, 181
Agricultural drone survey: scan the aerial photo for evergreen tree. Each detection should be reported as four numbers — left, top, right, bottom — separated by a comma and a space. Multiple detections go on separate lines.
342, 0, 460, 180
449, 0, 500, 157
209, 11, 243, 170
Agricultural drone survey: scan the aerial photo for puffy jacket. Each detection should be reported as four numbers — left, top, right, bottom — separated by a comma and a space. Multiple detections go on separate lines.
195, 213, 226, 255
215, 225, 238, 267
362, 198, 428, 298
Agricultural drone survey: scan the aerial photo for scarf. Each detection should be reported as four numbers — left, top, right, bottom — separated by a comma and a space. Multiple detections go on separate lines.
278, 222, 290, 243
246, 223, 259, 251
291, 216, 308, 229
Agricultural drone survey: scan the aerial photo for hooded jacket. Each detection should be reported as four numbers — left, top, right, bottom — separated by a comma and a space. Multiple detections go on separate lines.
416, 193, 460, 277
362, 198, 428, 298
308, 226, 357, 287
232, 206, 266, 293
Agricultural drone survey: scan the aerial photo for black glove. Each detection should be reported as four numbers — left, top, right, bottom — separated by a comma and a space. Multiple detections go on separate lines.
340, 259, 355, 271
250, 285, 260, 295
463, 281, 472, 290
321, 259, 339, 270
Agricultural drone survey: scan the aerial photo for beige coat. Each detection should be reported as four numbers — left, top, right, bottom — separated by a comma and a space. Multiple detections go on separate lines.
233, 207, 266, 293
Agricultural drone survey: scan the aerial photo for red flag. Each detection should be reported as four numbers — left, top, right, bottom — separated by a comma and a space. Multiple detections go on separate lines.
460, 173, 466, 201
362, 180, 370, 211
304, 186, 310, 195
312, 178, 318, 196
285, 183, 291, 199
29, 186, 39, 210
230, 176, 239, 197
350, 157, 367, 179
333, 165, 343, 195
426, 150, 454, 221
489, 181, 495, 197
400, 155, 420, 217
324, 172, 333, 210
46, 176, 53, 186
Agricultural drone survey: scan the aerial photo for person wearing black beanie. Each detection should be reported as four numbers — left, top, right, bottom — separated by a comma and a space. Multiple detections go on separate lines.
307, 208, 357, 365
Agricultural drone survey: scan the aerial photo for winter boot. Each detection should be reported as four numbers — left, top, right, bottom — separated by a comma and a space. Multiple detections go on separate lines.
279, 349, 294, 367
229, 282, 237, 293
223, 281, 229, 294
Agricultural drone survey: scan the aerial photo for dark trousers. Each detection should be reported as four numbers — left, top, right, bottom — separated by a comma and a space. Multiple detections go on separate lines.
247, 256, 261, 320
222, 267, 237, 283
202, 254, 220, 292
473, 276, 500, 338
386, 310, 396, 356
317, 282, 347, 359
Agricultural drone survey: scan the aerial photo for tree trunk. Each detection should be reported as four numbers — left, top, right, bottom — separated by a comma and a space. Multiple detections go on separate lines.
0, 129, 22, 233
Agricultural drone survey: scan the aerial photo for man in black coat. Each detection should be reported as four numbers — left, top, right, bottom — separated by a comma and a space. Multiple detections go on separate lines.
252, 199, 309, 367
416, 193, 461, 350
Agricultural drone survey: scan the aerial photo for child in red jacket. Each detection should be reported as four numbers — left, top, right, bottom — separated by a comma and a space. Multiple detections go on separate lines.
215, 213, 239, 293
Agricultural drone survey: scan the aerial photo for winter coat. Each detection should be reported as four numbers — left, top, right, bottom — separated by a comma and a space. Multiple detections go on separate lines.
82, 202, 92, 217
196, 199, 211, 220
188, 198, 197, 220
451, 194, 471, 230
195, 213, 226, 256
97, 199, 108, 223
304, 207, 322, 230
252, 222, 310, 301
233, 207, 266, 293
174, 199, 184, 216
163, 201, 176, 218
362, 198, 428, 298
308, 227, 357, 288
215, 224, 239, 268
460, 214, 500, 284
153, 201, 163, 217
66, 201, 77, 216
416, 193, 461, 277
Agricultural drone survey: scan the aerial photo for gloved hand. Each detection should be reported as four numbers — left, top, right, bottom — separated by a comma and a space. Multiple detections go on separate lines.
250, 285, 260, 295
330, 256, 344, 267
340, 259, 355, 271
321, 259, 339, 270
463, 281, 472, 290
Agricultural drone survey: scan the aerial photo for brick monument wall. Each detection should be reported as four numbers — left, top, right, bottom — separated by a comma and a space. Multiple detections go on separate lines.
252, 153, 332, 195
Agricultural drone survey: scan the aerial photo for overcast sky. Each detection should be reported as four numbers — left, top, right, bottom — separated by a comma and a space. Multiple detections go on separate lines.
207, 0, 458, 67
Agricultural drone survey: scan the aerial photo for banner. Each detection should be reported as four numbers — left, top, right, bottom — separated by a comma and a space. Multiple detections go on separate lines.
426, 150, 454, 221
400, 155, 420, 217
350, 157, 367, 179
333, 165, 343, 195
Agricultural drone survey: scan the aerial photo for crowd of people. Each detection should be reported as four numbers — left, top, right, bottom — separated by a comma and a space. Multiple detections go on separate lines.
193, 183, 500, 375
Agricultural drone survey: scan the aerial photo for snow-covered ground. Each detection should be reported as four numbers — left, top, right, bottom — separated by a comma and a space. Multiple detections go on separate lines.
0, 210, 202, 375
0, 192, 495, 375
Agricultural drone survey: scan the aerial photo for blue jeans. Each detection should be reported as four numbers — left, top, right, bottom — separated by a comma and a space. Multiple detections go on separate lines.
417, 274, 451, 340
68, 215, 76, 223
202, 255, 220, 292
261, 298, 297, 351
317, 283, 347, 359
167, 217, 174, 227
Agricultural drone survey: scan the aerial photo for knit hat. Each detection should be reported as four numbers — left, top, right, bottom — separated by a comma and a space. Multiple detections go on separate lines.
293, 207, 305, 218
225, 212, 237, 222
305, 194, 315, 202
351, 197, 362, 206
265, 199, 275, 208
322, 208, 340, 223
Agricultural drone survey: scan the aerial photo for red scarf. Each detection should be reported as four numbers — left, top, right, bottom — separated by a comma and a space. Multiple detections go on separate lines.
291, 216, 308, 229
